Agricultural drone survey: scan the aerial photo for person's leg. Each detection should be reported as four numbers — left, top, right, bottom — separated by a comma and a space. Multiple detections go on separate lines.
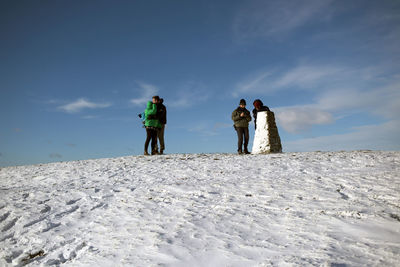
150, 129, 158, 155
154, 128, 159, 154
236, 127, 244, 154
158, 124, 165, 154
144, 128, 151, 155
244, 127, 250, 154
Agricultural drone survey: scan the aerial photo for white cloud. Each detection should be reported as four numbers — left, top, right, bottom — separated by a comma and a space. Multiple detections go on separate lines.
272, 65, 344, 89
314, 81, 400, 119
49, 153, 62, 159
315, 89, 372, 112
373, 82, 400, 118
58, 98, 111, 114
188, 122, 218, 137
274, 79, 400, 134
274, 78, 400, 134
233, 71, 275, 97
82, 115, 98, 120
233, 64, 345, 97
168, 81, 210, 108
276, 107, 334, 133
284, 120, 400, 152
130, 82, 159, 106
233, 0, 333, 42
234, 62, 400, 133
128, 80, 210, 109
213, 122, 232, 131
359, 4, 400, 56
186, 120, 232, 137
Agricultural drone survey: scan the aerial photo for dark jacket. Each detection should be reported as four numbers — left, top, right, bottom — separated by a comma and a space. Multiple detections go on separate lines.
157, 103, 167, 125
232, 107, 252, 128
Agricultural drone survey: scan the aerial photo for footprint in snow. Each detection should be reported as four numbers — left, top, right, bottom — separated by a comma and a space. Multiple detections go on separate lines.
66, 198, 81, 205
54, 206, 79, 219
37, 199, 50, 204
45, 242, 86, 265
90, 203, 106, 211
390, 213, 400, 222
23, 216, 46, 228
3, 250, 23, 264
40, 205, 51, 213
0, 211, 11, 223
2, 217, 19, 232
20, 250, 45, 265
336, 189, 349, 200
42, 222, 61, 233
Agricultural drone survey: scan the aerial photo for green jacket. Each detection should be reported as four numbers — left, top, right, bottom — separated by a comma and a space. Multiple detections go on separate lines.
144, 101, 162, 128
232, 107, 251, 128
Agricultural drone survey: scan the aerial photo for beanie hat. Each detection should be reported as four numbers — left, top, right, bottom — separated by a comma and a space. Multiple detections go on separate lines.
239, 99, 246, 105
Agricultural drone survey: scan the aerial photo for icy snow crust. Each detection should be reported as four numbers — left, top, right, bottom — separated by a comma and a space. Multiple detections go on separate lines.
1, 151, 399, 266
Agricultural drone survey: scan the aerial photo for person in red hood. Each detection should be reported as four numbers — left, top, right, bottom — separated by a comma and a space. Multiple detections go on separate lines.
252, 99, 270, 130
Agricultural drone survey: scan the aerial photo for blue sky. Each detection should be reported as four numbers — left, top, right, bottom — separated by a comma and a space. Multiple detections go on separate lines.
1, 0, 399, 167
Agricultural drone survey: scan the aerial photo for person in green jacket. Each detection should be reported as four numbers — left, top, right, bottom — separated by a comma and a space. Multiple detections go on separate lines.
144, 98, 162, 155
231, 99, 252, 154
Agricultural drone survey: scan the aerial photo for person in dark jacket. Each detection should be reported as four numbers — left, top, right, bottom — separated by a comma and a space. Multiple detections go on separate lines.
252, 99, 270, 129
156, 98, 167, 154
231, 99, 252, 154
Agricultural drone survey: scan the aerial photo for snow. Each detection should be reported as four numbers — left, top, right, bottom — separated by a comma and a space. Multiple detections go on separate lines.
0, 151, 399, 266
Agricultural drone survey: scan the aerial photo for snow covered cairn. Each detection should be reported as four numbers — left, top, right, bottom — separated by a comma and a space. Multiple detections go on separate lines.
252, 111, 282, 154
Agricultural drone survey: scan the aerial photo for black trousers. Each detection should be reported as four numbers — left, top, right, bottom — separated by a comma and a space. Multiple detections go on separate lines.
144, 127, 158, 153
157, 124, 165, 152
235, 127, 249, 151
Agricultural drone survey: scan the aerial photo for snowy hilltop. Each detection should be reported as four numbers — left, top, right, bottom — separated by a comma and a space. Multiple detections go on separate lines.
0, 151, 399, 266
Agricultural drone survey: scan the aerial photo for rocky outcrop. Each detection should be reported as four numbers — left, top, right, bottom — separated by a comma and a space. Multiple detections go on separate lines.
252, 111, 282, 154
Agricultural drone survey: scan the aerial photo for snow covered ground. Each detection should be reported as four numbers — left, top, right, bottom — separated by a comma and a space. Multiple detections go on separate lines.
0, 151, 399, 266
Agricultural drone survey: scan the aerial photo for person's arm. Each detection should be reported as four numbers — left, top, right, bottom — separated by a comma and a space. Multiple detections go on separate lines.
232, 110, 241, 122
145, 104, 157, 119
246, 110, 252, 122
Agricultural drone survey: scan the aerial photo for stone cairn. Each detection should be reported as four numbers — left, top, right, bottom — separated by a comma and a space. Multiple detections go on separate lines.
252, 111, 282, 154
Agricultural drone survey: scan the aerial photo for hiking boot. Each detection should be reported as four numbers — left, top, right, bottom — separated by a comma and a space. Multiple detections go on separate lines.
238, 149, 243, 155
244, 149, 250, 154
144, 151, 149, 156
159, 150, 164, 155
